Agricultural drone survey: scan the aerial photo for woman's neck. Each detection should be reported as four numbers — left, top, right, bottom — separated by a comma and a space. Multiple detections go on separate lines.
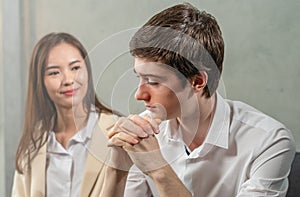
54, 104, 88, 148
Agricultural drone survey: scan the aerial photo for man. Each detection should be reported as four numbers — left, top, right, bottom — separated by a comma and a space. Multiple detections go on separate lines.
104, 3, 295, 196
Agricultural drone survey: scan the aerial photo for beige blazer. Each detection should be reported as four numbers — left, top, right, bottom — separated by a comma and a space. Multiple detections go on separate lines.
11, 113, 117, 197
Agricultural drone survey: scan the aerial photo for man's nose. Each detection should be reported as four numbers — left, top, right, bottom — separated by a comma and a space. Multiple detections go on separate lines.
135, 84, 150, 101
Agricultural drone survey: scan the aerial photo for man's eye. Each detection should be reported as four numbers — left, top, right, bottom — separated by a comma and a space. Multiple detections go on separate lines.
147, 81, 159, 85
144, 77, 159, 85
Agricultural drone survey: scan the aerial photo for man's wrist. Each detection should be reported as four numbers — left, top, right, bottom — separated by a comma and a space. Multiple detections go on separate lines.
147, 165, 170, 183
106, 146, 133, 171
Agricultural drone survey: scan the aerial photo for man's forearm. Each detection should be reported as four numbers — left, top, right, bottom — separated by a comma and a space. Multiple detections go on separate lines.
148, 165, 192, 197
100, 166, 129, 197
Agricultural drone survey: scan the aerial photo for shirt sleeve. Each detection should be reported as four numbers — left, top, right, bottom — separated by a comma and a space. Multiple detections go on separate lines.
237, 128, 296, 196
124, 165, 153, 197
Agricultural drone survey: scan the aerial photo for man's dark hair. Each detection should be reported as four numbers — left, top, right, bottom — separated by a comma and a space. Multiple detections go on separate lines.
130, 3, 224, 97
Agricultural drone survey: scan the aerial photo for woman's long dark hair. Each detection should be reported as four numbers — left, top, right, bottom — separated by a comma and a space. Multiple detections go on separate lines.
15, 32, 112, 174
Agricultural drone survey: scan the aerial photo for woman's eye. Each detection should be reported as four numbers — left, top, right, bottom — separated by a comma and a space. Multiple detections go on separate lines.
72, 66, 81, 71
49, 71, 59, 76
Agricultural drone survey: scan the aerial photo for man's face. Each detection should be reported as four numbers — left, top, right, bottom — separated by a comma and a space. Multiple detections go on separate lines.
134, 58, 194, 120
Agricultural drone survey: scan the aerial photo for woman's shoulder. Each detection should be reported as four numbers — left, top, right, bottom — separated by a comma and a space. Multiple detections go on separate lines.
97, 111, 119, 130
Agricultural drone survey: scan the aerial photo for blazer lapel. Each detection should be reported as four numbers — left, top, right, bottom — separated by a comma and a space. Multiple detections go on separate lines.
30, 141, 47, 196
79, 113, 117, 196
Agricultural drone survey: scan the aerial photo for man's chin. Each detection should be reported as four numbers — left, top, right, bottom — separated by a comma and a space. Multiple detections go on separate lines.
149, 111, 168, 121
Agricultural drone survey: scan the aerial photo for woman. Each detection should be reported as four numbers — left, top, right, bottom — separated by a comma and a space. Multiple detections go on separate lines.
12, 32, 118, 197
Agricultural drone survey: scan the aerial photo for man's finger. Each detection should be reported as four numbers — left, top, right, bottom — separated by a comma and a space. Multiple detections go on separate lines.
108, 132, 140, 147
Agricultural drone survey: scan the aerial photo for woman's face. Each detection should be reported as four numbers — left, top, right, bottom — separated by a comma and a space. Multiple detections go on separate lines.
43, 43, 88, 110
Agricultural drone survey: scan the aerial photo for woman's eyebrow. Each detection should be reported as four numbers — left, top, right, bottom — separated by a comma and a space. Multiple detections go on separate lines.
45, 65, 59, 70
68, 60, 81, 66
45, 60, 81, 70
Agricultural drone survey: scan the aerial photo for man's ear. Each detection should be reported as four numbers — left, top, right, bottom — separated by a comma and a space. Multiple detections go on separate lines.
190, 71, 208, 93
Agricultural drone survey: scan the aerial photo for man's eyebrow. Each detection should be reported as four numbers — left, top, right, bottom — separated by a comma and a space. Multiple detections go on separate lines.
45, 60, 81, 70
133, 68, 164, 79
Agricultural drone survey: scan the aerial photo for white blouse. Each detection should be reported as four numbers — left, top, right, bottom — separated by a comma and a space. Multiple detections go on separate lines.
46, 112, 98, 197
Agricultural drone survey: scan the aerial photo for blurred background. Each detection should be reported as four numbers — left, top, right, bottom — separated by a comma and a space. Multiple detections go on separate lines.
1, 0, 299, 196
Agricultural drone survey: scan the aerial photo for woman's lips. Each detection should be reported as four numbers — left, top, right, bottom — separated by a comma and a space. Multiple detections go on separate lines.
62, 89, 78, 96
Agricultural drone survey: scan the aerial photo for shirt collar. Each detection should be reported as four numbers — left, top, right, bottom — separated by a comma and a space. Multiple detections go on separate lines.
47, 111, 98, 151
204, 92, 230, 149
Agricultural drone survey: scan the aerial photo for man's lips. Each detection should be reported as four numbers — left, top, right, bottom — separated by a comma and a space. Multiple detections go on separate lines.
146, 105, 155, 111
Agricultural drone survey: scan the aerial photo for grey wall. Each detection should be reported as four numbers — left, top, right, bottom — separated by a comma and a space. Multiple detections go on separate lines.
1, 0, 299, 196
1, 0, 25, 196
0, 0, 4, 195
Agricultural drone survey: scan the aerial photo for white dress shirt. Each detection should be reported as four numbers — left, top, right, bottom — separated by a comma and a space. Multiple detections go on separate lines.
46, 112, 98, 197
124, 93, 296, 197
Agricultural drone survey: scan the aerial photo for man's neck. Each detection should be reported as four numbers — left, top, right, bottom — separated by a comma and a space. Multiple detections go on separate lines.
179, 93, 216, 151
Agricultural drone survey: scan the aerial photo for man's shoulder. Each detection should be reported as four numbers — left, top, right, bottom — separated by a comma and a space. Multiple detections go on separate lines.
228, 100, 285, 130
225, 99, 295, 157
226, 99, 294, 146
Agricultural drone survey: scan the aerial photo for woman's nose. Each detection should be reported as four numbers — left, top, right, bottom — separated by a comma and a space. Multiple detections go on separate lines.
62, 70, 74, 86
